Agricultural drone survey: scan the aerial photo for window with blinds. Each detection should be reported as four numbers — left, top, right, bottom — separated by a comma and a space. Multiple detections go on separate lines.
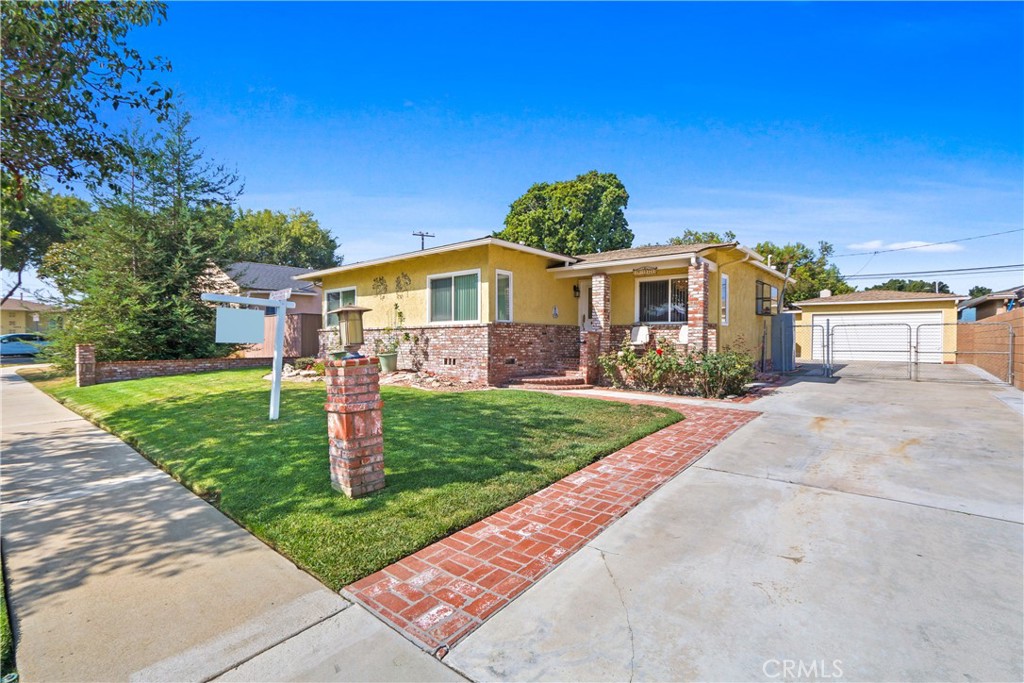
430, 272, 479, 322
638, 278, 688, 323
324, 287, 356, 326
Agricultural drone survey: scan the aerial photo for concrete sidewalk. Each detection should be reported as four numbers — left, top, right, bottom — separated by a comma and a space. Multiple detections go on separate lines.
0, 368, 460, 682
447, 368, 1024, 681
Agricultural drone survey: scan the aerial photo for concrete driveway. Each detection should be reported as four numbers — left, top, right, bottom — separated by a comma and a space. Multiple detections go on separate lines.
447, 368, 1024, 681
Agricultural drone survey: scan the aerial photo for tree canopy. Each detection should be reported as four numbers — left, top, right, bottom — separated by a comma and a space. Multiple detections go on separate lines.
968, 285, 993, 299
1, 178, 91, 304
42, 110, 240, 369
494, 171, 632, 256
0, 1, 172, 190
754, 240, 854, 302
865, 279, 950, 294
667, 229, 736, 245
231, 208, 341, 269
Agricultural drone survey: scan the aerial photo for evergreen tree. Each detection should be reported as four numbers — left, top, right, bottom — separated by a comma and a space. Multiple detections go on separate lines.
42, 110, 241, 369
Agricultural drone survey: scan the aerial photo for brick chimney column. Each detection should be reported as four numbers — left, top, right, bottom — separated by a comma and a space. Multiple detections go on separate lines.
324, 357, 385, 497
76, 344, 97, 387
687, 259, 710, 351
592, 272, 612, 353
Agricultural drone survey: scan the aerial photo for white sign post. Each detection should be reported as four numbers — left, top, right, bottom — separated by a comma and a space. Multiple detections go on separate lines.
201, 292, 296, 420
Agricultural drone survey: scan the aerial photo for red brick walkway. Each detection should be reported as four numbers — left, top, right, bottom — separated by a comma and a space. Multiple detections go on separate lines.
344, 402, 758, 655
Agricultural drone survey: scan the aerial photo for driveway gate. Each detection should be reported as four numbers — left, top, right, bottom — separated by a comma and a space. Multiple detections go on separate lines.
792, 321, 1015, 385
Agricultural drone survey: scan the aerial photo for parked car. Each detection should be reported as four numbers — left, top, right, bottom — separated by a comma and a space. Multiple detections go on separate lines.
0, 333, 51, 356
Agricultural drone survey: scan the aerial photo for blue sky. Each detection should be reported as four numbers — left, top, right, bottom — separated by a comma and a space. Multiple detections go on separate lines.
14, 1, 1024, 296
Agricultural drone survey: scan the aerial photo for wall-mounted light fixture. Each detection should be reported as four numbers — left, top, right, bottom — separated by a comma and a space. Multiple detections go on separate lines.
573, 284, 581, 298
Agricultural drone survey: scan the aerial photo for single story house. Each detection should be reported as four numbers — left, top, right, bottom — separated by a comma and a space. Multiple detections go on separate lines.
294, 237, 789, 385
957, 286, 1023, 322
207, 261, 324, 357
793, 290, 964, 363
1, 298, 64, 335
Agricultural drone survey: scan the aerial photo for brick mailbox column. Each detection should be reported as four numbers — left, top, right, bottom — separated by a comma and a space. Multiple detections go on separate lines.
579, 331, 602, 385
76, 344, 97, 387
324, 357, 386, 498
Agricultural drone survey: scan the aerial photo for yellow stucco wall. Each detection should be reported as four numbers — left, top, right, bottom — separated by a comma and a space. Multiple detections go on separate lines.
486, 245, 577, 324
318, 244, 578, 328
716, 254, 787, 358
792, 299, 960, 360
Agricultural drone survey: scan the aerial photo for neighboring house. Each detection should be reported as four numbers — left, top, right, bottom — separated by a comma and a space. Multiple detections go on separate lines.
207, 261, 324, 357
0, 298, 64, 335
294, 236, 789, 384
792, 290, 964, 363
958, 286, 1023, 322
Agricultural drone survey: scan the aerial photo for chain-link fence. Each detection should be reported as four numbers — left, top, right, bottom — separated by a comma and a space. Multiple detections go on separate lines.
789, 320, 1014, 385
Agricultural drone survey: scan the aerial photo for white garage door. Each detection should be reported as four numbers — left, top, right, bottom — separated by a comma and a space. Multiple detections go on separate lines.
811, 311, 945, 363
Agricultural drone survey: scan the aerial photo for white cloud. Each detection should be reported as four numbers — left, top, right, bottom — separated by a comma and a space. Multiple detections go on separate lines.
846, 240, 964, 253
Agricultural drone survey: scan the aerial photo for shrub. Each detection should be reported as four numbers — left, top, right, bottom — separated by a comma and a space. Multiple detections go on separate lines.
293, 357, 316, 370
312, 361, 326, 376
598, 335, 688, 393
598, 334, 755, 398
682, 349, 755, 398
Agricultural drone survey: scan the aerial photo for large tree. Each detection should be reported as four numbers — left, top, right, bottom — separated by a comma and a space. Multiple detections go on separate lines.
495, 170, 632, 255
667, 229, 736, 245
866, 279, 950, 294
231, 208, 341, 269
754, 240, 854, 302
1, 1, 172, 192
1, 178, 91, 304
42, 110, 240, 369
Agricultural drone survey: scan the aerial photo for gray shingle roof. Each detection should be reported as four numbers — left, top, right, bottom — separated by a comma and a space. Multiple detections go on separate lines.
225, 262, 318, 293
572, 242, 734, 264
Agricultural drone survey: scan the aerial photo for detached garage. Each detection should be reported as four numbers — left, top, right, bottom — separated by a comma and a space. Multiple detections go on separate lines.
793, 291, 964, 363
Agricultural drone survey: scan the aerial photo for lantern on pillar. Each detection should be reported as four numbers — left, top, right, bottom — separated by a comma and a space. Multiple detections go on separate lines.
328, 305, 372, 358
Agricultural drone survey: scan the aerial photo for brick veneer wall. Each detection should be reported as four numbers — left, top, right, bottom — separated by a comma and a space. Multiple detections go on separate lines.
93, 356, 286, 384
319, 323, 581, 386
488, 323, 580, 385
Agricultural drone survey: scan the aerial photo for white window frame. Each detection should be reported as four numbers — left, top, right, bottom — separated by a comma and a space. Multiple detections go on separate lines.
634, 275, 689, 325
427, 268, 482, 325
495, 270, 513, 322
720, 274, 730, 326
324, 286, 356, 327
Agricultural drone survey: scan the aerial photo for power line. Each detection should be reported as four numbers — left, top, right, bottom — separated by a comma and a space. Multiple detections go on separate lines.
832, 228, 1024, 258
843, 263, 1023, 280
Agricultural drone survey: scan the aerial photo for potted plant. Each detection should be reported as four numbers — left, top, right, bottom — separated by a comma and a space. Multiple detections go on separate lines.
374, 302, 408, 373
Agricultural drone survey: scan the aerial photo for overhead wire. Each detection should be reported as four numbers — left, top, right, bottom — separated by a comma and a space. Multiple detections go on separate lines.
832, 228, 1023, 258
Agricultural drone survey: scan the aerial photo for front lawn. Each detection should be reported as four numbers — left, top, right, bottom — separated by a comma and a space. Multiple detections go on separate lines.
23, 368, 680, 589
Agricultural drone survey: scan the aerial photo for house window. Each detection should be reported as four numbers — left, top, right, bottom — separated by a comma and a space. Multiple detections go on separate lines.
496, 270, 513, 322
756, 280, 778, 316
637, 277, 688, 323
721, 274, 730, 326
324, 287, 356, 326
429, 270, 480, 323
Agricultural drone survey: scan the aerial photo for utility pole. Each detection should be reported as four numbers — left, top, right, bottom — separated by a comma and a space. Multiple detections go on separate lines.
413, 231, 435, 250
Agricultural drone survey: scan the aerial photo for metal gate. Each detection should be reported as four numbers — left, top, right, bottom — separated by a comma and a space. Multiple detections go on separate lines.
914, 322, 1015, 384
791, 321, 1014, 384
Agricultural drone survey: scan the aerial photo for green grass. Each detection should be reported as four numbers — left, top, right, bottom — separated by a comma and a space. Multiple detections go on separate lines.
22, 368, 680, 590
1, 558, 14, 676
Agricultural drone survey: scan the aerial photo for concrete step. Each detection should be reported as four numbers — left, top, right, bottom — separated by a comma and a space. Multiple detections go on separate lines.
517, 374, 587, 386
510, 382, 595, 391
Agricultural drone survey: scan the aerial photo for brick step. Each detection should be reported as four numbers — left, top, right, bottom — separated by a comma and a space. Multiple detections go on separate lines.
517, 374, 586, 386
510, 382, 595, 391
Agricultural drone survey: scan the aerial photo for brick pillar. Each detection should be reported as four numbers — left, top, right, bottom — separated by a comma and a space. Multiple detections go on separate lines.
592, 272, 612, 353
579, 331, 602, 385
324, 357, 385, 497
76, 344, 97, 387
687, 259, 710, 351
